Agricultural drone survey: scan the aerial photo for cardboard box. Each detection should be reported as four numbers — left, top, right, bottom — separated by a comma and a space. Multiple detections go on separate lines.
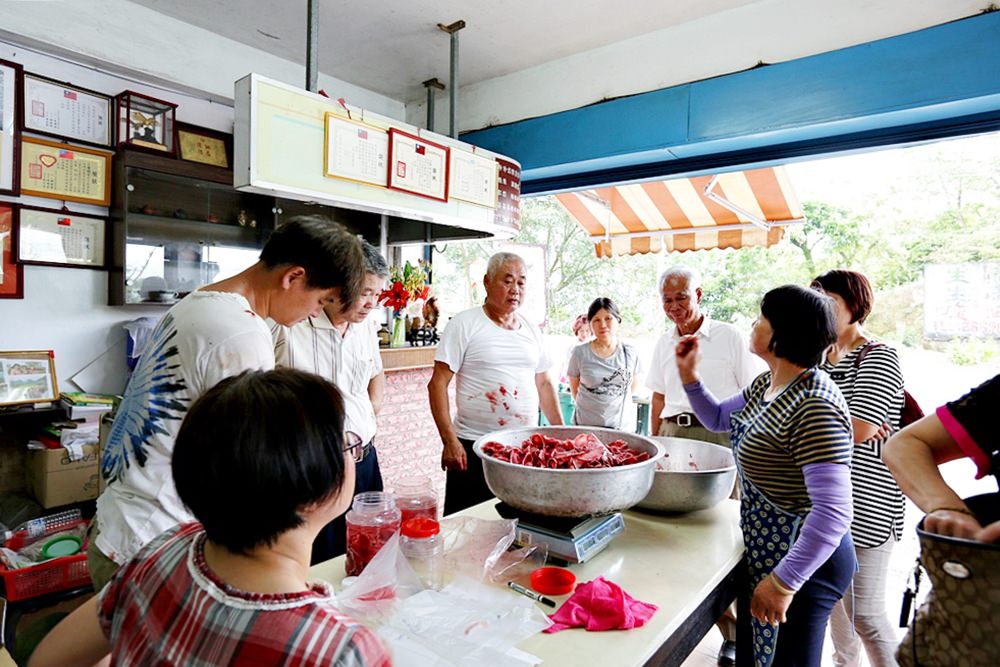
26, 444, 100, 508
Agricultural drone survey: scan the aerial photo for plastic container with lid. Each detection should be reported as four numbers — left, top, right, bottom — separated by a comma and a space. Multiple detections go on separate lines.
392, 477, 440, 524
345, 492, 401, 576
400, 517, 443, 590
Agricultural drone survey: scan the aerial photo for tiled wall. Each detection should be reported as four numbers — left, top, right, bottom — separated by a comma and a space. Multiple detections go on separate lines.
375, 367, 447, 506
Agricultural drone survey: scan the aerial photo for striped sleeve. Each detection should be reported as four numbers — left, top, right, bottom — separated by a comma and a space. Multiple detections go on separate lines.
850, 345, 903, 427
787, 395, 853, 466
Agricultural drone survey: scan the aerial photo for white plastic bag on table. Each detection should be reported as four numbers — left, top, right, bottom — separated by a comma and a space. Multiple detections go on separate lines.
376, 576, 551, 667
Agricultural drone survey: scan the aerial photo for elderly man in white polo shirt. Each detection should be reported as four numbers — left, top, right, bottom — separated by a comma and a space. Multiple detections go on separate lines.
646, 265, 761, 667
272, 239, 388, 564
647, 266, 761, 444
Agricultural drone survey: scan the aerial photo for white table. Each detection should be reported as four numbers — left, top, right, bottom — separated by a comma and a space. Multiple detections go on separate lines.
310, 499, 744, 667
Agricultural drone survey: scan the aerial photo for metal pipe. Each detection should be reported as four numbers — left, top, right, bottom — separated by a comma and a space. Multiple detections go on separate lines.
422, 78, 445, 131
438, 20, 465, 138
306, 0, 319, 92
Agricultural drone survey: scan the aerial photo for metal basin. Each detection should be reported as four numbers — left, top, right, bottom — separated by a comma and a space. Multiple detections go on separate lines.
634, 437, 737, 513
472, 426, 664, 517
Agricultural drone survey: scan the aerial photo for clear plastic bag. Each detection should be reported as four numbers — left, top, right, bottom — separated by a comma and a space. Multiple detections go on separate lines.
332, 518, 553, 665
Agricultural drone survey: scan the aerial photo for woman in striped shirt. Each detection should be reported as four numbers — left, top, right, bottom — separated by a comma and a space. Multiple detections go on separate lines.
677, 285, 856, 667
812, 270, 905, 667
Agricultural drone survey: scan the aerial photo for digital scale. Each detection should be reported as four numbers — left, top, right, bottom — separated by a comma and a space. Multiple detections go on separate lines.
495, 502, 625, 564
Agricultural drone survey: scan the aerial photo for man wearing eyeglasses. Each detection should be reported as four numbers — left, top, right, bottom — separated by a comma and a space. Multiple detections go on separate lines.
647, 265, 762, 667
273, 239, 389, 564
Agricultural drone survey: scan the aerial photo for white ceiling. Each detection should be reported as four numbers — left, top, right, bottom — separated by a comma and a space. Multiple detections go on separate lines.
129, 0, 763, 103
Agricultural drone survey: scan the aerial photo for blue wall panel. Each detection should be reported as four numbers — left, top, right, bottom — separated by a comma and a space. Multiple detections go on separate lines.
463, 12, 1000, 189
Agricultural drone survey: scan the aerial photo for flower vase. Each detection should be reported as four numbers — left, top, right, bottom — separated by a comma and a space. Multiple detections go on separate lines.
390, 315, 407, 348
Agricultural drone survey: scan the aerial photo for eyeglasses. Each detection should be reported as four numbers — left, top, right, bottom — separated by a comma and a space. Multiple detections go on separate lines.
344, 431, 364, 463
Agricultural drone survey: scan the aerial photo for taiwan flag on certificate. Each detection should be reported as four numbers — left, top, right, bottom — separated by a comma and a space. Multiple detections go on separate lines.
64, 90, 78, 101
415, 144, 426, 155
59, 149, 75, 159
358, 129, 368, 140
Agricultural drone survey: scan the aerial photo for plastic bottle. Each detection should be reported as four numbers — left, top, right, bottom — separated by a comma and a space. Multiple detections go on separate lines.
393, 477, 439, 524
400, 517, 443, 590
0, 508, 82, 545
344, 492, 401, 576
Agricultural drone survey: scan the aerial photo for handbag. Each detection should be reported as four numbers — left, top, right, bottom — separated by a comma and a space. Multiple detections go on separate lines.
897, 493, 1000, 667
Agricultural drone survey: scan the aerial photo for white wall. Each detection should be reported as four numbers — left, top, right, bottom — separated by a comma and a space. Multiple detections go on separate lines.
0, 34, 396, 394
0, 0, 405, 120
405, 0, 985, 132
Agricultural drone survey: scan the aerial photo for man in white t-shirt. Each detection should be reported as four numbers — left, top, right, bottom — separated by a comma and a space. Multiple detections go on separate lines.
645, 265, 761, 667
428, 252, 563, 515
272, 240, 388, 563
89, 216, 366, 590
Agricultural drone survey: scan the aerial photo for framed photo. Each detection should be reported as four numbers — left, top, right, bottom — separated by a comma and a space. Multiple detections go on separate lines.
0, 58, 24, 196
323, 113, 388, 187
20, 136, 112, 206
22, 73, 113, 147
0, 350, 59, 407
177, 122, 231, 169
387, 128, 449, 202
449, 148, 498, 208
15, 205, 107, 268
0, 203, 23, 299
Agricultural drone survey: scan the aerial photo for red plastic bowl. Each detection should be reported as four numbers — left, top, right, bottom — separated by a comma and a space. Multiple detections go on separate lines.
530, 567, 576, 596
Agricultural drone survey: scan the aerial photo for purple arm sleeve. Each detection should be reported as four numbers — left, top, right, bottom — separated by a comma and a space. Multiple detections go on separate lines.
772, 462, 853, 591
682, 380, 747, 432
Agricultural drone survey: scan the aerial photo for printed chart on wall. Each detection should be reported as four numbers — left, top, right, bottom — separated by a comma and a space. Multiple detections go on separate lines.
449, 149, 498, 208
323, 113, 388, 187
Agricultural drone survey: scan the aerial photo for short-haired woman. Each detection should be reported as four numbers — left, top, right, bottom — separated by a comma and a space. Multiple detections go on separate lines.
676, 285, 856, 667
30, 369, 390, 667
567, 297, 641, 429
812, 269, 905, 667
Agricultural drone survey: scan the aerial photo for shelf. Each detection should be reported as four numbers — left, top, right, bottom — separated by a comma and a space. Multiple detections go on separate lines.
124, 213, 261, 247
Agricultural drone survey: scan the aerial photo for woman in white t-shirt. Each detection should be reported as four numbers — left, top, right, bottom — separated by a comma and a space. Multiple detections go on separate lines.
567, 298, 641, 430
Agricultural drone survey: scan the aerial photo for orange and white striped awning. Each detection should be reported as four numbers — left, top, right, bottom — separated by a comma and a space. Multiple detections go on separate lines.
554, 166, 805, 257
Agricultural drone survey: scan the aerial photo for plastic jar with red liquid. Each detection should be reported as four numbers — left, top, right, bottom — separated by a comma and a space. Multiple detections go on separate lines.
393, 477, 439, 524
345, 492, 401, 576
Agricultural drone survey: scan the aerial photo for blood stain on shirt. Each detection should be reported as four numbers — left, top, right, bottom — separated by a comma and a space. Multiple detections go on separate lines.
498, 418, 508, 426
485, 391, 499, 412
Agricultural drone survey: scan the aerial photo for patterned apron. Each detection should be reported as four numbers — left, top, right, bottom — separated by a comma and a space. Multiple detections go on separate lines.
730, 408, 803, 667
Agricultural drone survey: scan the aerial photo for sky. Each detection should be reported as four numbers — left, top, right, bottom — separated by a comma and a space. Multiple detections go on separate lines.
785, 130, 1000, 220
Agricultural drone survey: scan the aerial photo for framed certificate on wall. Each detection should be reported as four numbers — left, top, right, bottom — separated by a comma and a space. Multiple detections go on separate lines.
22, 73, 113, 147
16, 205, 107, 269
0, 58, 24, 196
387, 128, 449, 202
449, 148, 498, 208
323, 113, 388, 187
0, 203, 23, 299
177, 122, 232, 168
20, 136, 112, 206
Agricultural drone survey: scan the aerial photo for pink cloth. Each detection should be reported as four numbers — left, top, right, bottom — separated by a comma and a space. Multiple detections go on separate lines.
543, 576, 658, 633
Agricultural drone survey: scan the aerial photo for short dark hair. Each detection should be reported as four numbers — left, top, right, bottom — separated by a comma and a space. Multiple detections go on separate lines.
172, 368, 349, 554
587, 297, 622, 322
760, 285, 837, 368
810, 269, 874, 324
259, 215, 365, 308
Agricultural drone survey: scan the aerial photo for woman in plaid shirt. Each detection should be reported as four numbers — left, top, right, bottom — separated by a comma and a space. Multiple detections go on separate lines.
30, 369, 392, 666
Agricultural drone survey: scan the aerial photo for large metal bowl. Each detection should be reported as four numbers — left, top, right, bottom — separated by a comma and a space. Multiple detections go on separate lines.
472, 426, 664, 517
634, 437, 737, 513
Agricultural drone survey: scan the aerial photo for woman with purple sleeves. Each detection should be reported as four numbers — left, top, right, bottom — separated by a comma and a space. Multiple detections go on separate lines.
676, 285, 856, 667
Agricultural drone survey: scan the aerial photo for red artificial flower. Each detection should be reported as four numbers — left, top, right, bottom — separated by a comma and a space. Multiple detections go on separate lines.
416, 285, 430, 301
379, 281, 410, 313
